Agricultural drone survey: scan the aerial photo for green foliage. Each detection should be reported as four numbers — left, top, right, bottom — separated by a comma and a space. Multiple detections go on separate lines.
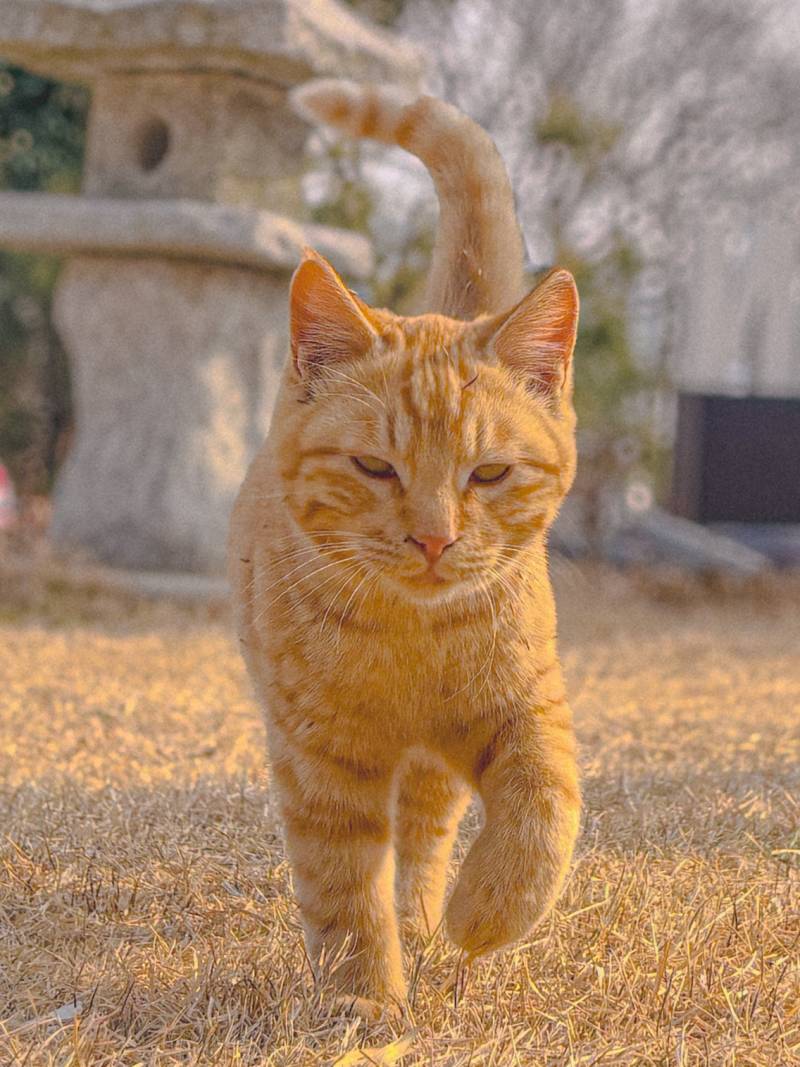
569, 245, 645, 435
0, 65, 86, 192
308, 140, 432, 313
0, 63, 86, 494
536, 92, 620, 170
342, 0, 412, 26
371, 228, 433, 312
559, 239, 669, 544
309, 146, 374, 234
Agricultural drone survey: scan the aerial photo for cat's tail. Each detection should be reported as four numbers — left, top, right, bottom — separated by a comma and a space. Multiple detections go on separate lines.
290, 78, 525, 321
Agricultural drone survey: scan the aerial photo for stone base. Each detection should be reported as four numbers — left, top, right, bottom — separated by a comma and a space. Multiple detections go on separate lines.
51, 256, 288, 573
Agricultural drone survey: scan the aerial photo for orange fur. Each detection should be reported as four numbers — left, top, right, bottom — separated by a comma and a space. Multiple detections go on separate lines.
229, 81, 581, 1013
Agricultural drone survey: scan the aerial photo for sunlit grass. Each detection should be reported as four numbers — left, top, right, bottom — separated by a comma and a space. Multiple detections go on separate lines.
0, 558, 798, 1064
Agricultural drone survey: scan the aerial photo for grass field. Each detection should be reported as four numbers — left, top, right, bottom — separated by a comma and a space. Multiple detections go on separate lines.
1, 557, 798, 1065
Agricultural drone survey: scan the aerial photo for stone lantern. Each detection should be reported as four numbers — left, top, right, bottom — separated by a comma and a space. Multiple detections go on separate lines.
0, 0, 420, 572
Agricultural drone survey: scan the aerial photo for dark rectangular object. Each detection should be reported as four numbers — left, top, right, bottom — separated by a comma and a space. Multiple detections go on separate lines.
671, 393, 800, 523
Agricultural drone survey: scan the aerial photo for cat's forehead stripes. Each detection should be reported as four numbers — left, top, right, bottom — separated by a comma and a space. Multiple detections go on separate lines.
379, 352, 487, 466
403, 352, 463, 420
371, 316, 487, 460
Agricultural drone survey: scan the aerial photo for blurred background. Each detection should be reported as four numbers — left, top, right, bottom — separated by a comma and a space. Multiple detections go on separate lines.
1, 0, 799, 587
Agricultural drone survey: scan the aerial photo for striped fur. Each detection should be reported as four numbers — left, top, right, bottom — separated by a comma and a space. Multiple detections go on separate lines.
229, 83, 580, 1016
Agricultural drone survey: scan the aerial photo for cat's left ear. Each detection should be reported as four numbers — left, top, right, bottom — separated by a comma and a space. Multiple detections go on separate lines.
489, 268, 579, 402
290, 249, 378, 379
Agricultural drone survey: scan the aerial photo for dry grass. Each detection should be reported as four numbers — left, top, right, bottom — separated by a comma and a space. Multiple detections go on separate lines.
1, 556, 798, 1065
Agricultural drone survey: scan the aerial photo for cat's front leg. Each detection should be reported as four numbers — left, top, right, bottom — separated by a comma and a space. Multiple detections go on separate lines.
445, 703, 580, 959
270, 739, 406, 1015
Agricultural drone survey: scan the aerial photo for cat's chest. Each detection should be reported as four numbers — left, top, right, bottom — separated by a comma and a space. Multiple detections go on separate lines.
303, 607, 545, 724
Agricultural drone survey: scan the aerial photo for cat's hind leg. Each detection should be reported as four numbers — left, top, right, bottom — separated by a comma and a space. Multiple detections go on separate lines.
394, 754, 470, 938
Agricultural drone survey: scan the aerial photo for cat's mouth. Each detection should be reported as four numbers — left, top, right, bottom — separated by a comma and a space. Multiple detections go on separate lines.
394, 563, 470, 603
408, 566, 449, 587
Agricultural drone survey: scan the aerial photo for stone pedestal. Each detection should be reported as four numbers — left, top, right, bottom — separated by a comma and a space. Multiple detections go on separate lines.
52, 258, 289, 571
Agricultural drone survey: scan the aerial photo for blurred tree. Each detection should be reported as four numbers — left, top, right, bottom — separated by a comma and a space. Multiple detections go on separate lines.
566, 240, 669, 548
344, 0, 409, 25
0, 63, 87, 497
445, 0, 798, 395
400, 0, 800, 272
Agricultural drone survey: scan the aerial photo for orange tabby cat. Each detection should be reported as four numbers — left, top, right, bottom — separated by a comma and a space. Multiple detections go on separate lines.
229, 79, 581, 1015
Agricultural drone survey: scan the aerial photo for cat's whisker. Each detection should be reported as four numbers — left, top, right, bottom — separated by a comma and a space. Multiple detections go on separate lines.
484, 570, 517, 604
356, 571, 383, 633
445, 579, 499, 701
257, 544, 336, 572
253, 565, 349, 629
264, 530, 380, 561
252, 546, 360, 597
237, 541, 366, 598
317, 562, 369, 637
281, 558, 367, 623
317, 367, 386, 409
266, 540, 373, 569
334, 566, 376, 648
266, 527, 374, 544
336, 568, 382, 642
252, 554, 362, 623
491, 554, 526, 588
472, 587, 499, 701
266, 530, 380, 554
313, 386, 381, 415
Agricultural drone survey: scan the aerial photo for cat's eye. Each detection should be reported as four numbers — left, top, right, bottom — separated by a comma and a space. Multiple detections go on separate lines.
353, 455, 396, 479
471, 463, 511, 484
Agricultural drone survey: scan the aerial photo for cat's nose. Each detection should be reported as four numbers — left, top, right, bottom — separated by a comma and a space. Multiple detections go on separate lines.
408, 533, 457, 565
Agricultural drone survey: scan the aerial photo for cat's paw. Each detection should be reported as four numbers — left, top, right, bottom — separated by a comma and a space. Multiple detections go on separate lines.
445, 857, 553, 959
445, 810, 576, 958
445, 874, 519, 959
331, 994, 405, 1024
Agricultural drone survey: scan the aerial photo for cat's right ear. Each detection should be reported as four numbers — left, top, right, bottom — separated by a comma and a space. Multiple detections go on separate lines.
290, 250, 378, 379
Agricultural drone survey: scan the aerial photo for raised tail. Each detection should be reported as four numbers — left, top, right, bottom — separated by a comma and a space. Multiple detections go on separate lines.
291, 78, 525, 321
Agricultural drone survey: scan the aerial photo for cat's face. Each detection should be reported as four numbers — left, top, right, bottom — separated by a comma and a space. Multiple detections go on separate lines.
275, 253, 578, 604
